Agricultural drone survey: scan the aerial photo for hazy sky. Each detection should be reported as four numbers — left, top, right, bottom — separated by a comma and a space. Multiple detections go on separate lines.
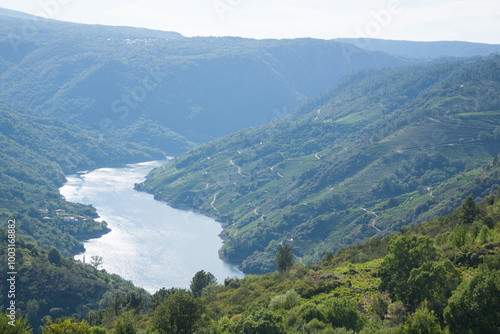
1, 0, 499, 43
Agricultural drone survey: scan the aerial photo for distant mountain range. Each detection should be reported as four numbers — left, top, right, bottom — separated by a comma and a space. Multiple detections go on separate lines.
336, 38, 500, 58
2, 8, 498, 153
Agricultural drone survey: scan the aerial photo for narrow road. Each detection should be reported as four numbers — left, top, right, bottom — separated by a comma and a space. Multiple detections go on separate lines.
362, 208, 381, 232
315, 153, 321, 160
426, 187, 435, 197
230, 160, 245, 176
314, 108, 321, 121
402, 195, 415, 206
211, 193, 219, 212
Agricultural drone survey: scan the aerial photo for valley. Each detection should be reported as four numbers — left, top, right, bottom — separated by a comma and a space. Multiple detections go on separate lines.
0, 6, 499, 334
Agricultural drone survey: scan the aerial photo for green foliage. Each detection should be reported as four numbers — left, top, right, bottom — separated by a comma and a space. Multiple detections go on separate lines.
276, 246, 294, 272
268, 289, 300, 310
368, 294, 389, 320
402, 307, 443, 334
476, 225, 490, 244
379, 236, 438, 304
0, 311, 32, 334
451, 224, 468, 248
235, 309, 286, 334
90, 256, 103, 270
148, 288, 178, 311
43, 319, 93, 334
408, 260, 461, 315
321, 297, 363, 331
444, 266, 500, 333
459, 195, 480, 224
140, 56, 500, 273
152, 290, 204, 334
322, 251, 334, 263
190, 270, 217, 298
389, 301, 406, 325
113, 314, 136, 334
298, 302, 325, 323
47, 248, 62, 266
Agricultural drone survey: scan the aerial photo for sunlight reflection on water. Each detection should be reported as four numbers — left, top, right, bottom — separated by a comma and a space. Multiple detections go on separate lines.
60, 161, 244, 293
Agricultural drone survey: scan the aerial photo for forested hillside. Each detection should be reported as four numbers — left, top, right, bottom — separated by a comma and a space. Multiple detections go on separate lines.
0, 9, 427, 146
0, 100, 158, 333
139, 56, 500, 273
4, 190, 498, 333
0, 100, 167, 255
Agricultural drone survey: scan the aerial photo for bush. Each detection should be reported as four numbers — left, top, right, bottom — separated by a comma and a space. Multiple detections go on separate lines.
321, 297, 363, 332
269, 290, 300, 310
402, 307, 443, 334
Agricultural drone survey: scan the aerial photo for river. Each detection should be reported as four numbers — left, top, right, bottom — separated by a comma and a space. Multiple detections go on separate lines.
59, 160, 244, 293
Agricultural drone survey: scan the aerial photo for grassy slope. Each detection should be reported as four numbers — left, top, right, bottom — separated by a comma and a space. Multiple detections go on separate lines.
80, 190, 500, 334
138, 56, 500, 273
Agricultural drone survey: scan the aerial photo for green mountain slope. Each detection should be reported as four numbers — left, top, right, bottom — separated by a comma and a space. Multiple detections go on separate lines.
138, 56, 500, 273
0, 101, 167, 255
0, 10, 430, 147
12, 190, 499, 334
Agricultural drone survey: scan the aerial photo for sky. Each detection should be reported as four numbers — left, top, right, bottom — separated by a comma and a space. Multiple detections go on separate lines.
0, 0, 499, 44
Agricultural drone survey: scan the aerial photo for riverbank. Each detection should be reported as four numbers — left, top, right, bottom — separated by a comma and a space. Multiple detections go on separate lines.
60, 161, 244, 292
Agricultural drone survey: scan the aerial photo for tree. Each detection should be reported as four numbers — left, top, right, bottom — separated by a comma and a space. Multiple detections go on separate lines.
114, 314, 136, 334
152, 290, 204, 334
43, 319, 93, 334
444, 267, 500, 333
402, 306, 443, 334
368, 293, 389, 320
190, 270, 217, 297
90, 255, 103, 269
48, 248, 62, 266
0, 311, 32, 334
379, 236, 438, 303
149, 288, 179, 311
276, 245, 293, 272
408, 260, 461, 315
451, 223, 468, 248
476, 225, 490, 244
459, 195, 480, 224
236, 309, 285, 334
321, 297, 363, 331
26, 299, 39, 329
322, 250, 334, 263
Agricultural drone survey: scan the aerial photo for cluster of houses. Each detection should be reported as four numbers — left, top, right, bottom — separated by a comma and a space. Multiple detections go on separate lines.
40, 208, 87, 224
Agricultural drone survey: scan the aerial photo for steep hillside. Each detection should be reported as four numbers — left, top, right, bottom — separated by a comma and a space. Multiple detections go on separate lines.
0, 230, 148, 333
0, 101, 168, 255
138, 56, 500, 273
9, 191, 499, 334
0, 10, 426, 147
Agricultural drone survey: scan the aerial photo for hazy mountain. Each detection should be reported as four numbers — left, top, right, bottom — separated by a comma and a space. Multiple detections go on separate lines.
138, 56, 500, 273
336, 38, 500, 58
0, 9, 425, 148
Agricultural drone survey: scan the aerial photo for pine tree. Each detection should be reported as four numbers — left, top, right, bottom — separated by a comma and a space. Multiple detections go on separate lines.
276, 246, 293, 272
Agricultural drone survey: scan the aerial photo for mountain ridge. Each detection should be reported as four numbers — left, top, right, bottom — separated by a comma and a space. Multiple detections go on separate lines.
138, 56, 500, 273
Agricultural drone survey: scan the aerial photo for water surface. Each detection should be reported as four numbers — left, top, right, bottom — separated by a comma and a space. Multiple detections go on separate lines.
60, 160, 244, 293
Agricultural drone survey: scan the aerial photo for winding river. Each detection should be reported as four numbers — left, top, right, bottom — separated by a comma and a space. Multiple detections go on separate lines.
60, 160, 244, 293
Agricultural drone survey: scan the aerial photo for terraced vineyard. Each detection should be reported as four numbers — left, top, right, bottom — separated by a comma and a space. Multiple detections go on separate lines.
138, 57, 500, 273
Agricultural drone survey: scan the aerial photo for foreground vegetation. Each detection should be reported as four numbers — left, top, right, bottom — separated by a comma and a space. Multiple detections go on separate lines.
4, 190, 498, 333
